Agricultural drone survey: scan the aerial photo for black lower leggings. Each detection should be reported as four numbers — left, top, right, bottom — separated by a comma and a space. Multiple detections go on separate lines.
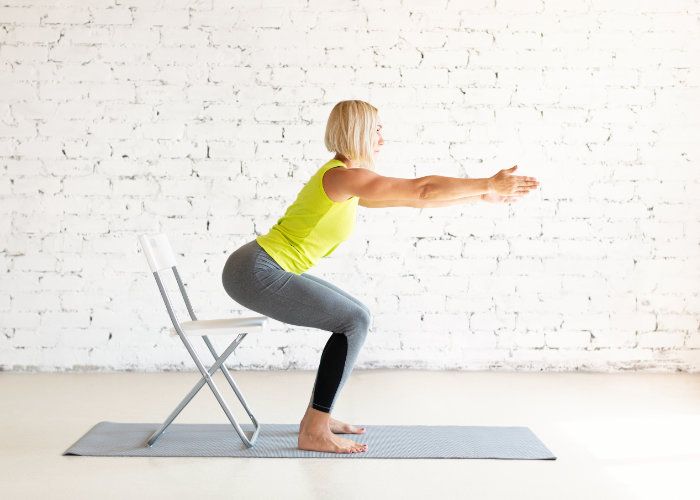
221, 239, 372, 413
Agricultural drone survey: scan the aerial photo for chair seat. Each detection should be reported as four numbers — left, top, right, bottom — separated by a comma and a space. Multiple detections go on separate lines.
170, 316, 268, 337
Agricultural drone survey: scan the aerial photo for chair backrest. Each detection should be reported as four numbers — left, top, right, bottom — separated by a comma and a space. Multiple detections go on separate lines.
138, 233, 177, 273
138, 233, 198, 325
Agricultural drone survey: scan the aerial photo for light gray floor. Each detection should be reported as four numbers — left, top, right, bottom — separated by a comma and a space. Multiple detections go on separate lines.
2, 369, 699, 500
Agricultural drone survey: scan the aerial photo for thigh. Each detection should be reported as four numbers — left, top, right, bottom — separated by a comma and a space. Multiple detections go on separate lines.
237, 267, 366, 334
299, 272, 371, 316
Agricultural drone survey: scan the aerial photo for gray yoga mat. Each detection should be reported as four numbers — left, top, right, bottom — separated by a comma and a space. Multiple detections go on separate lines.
63, 422, 556, 459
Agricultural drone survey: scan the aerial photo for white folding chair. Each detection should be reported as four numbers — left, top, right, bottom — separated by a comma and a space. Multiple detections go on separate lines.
137, 233, 268, 448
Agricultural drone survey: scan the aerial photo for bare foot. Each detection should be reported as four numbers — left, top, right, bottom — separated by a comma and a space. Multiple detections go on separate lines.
299, 408, 366, 435
333, 433, 368, 451
329, 417, 366, 434
298, 430, 367, 454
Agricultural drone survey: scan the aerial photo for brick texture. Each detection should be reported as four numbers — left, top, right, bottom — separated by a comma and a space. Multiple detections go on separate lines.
1, 0, 698, 372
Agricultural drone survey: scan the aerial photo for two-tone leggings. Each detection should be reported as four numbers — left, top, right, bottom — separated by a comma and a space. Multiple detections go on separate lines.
221, 239, 372, 414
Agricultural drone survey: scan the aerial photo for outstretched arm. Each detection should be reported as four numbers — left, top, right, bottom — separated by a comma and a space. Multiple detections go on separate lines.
359, 193, 526, 208
330, 164, 538, 205
359, 195, 483, 208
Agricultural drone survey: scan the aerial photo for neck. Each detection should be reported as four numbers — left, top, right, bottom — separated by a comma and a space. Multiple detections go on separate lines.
332, 154, 364, 169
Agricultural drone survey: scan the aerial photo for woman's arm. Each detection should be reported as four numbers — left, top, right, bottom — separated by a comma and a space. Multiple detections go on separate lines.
359, 195, 483, 208
421, 166, 539, 201
328, 164, 538, 203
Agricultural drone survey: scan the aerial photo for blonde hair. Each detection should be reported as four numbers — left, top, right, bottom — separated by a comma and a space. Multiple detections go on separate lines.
324, 100, 379, 169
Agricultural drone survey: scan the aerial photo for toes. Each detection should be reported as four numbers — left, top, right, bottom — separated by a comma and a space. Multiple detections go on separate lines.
344, 424, 364, 434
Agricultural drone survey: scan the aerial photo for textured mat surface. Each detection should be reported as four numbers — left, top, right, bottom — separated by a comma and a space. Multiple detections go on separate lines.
63, 422, 556, 459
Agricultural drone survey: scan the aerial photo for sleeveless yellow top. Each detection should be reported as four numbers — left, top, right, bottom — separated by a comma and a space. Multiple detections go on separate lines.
255, 159, 359, 274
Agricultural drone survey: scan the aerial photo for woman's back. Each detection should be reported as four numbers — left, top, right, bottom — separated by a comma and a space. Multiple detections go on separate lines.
255, 159, 359, 275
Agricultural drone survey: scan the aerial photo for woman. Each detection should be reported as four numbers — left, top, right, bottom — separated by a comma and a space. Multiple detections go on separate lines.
222, 100, 540, 454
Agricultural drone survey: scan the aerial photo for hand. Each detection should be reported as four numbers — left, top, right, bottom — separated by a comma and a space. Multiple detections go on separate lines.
488, 165, 539, 196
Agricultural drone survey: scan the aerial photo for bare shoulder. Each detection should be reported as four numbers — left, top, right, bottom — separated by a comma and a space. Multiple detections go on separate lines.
322, 167, 375, 203
324, 167, 421, 202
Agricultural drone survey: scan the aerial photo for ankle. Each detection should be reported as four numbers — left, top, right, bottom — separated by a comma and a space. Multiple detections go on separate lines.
301, 408, 331, 428
304, 405, 331, 418
300, 419, 330, 434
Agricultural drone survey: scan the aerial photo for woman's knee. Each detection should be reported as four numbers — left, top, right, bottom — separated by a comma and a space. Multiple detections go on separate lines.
351, 306, 372, 333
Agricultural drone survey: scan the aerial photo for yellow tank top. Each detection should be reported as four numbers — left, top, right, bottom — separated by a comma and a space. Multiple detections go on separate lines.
255, 159, 359, 274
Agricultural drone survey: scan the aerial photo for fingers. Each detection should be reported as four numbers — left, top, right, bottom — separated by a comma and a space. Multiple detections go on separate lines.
516, 175, 538, 182
511, 185, 538, 195
517, 180, 539, 189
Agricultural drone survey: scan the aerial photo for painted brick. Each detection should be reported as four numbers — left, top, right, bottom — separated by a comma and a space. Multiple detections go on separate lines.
0, 0, 698, 372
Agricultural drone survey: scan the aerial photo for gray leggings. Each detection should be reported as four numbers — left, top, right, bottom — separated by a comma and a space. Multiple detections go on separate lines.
221, 239, 372, 414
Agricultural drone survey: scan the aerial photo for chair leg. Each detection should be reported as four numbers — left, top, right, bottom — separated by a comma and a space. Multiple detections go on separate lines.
146, 332, 260, 448
202, 335, 260, 429
145, 334, 242, 447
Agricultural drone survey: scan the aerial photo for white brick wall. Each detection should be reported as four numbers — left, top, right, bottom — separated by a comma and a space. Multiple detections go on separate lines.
1, 0, 698, 372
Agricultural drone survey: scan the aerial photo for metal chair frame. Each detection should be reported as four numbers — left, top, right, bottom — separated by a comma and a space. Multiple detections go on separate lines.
138, 234, 265, 448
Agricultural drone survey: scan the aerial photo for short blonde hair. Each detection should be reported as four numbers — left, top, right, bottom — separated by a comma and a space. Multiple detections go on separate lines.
324, 100, 379, 169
